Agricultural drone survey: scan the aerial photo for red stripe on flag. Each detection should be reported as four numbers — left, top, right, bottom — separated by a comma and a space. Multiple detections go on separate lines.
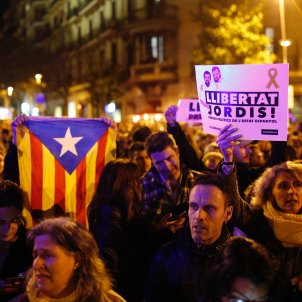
54, 160, 66, 211
95, 130, 108, 184
76, 157, 87, 225
30, 133, 43, 210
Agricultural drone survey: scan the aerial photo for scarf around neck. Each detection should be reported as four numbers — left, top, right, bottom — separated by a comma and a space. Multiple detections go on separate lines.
263, 201, 302, 247
26, 276, 77, 302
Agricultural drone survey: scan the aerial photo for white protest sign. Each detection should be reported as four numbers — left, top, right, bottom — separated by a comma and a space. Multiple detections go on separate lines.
195, 64, 289, 141
176, 99, 202, 123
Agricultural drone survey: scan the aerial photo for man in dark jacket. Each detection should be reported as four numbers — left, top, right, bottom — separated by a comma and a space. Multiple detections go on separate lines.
144, 172, 233, 302
140, 131, 202, 231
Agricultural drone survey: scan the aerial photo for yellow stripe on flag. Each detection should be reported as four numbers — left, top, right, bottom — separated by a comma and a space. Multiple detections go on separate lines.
65, 169, 77, 219
42, 145, 55, 211
86, 141, 97, 212
17, 126, 33, 227
106, 127, 117, 162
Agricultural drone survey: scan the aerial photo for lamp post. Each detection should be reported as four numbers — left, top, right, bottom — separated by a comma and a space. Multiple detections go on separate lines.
278, 0, 295, 122
35, 73, 43, 85
278, 0, 291, 63
34, 74, 46, 116
7, 86, 13, 97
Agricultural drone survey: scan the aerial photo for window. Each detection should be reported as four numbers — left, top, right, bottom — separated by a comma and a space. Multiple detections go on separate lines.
112, 43, 117, 66
78, 25, 81, 43
151, 36, 164, 62
78, 59, 82, 79
67, 2, 71, 16
89, 19, 93, 38
100, 48, 105, 63
111, 0, 116, 20
265, 27, 275, 53
100, 7, 104, 30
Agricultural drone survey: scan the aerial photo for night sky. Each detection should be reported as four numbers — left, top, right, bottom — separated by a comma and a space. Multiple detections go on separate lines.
0, 0, 10, 28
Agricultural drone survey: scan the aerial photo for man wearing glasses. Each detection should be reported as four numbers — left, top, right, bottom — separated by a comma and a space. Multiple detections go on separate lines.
0, 180, 32, 301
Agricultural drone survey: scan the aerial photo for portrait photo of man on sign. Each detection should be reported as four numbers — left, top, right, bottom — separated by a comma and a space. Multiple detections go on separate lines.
195, 63, 289, 142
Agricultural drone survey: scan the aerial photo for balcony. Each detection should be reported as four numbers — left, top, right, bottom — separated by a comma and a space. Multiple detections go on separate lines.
32, 24, 51, 43
30, 0, 45, 4
49, 0, 59, 7
100, 19, 121, 32
78, 0, 97, 15
130, 61, 177, 84
127, 4, 178, 34
67, 8, 78, 20
28, 6, 47, 26
129, 3, 177, 21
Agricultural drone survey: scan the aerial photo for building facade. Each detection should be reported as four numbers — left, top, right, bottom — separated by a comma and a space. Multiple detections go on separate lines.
11, 0, 199, 120
4, 0, 302, 121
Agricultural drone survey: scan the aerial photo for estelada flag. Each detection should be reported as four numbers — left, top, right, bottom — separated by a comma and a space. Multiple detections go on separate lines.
14, 117, 116, 227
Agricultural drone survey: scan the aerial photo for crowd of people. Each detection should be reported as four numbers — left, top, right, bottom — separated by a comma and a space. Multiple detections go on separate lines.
1, 108, 302, 301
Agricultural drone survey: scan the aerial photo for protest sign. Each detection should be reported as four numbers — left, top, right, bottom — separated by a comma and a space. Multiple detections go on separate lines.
195, 64, 289, 141
176, 99, 202, 123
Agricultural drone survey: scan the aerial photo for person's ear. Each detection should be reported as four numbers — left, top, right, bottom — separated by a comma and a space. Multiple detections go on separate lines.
224, 206, 233, 223
73, 255, 80, 270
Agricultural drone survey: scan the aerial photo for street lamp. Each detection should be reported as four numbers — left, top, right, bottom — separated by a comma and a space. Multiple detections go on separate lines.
279, 39, 292, 64
278, 0, 291, 63
7, 86, 13, 96
35, 73, 43, 85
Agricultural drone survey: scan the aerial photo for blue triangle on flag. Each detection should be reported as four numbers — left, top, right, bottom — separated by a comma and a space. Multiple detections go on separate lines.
25, 118, 109, 174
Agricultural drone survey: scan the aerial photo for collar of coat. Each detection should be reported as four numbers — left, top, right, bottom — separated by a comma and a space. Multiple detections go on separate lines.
179, 223, 230, 258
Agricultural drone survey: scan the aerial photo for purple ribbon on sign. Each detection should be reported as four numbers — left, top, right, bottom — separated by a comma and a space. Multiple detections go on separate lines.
266, 68, 279, 89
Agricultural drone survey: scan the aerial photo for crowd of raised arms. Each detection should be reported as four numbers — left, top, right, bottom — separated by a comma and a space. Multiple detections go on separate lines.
1, 107, 302, 302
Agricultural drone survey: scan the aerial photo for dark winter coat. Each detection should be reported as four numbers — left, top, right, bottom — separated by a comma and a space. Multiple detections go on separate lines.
144, 224, 230, 302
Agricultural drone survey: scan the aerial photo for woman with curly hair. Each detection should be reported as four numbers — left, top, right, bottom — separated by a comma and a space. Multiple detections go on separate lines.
10, 217, 125, 302
217, 124, 302, 301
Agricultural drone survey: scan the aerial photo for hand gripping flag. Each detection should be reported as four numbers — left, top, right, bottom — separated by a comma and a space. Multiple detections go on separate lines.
14, 117, 116, 226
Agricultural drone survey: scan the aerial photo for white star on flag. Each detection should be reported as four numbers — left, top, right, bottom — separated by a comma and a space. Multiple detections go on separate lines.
53, 127, 83, 157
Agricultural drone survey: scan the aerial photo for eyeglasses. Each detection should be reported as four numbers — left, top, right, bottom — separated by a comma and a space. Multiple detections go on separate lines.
226, 297, 268, 302
0, 216, 22, 228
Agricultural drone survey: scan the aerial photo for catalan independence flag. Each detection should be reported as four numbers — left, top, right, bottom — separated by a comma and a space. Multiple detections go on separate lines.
15, 117, 116, 227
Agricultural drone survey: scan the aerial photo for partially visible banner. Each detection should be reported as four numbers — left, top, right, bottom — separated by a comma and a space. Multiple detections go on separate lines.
15, 117, 116, 227
195, 64, 289, 141
176, 99, 202, 123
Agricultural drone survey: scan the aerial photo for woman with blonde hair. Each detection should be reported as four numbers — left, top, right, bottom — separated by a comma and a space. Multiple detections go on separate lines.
10, 217, 125, 302
251, 160, 302, 210
217, 124, 302, 301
